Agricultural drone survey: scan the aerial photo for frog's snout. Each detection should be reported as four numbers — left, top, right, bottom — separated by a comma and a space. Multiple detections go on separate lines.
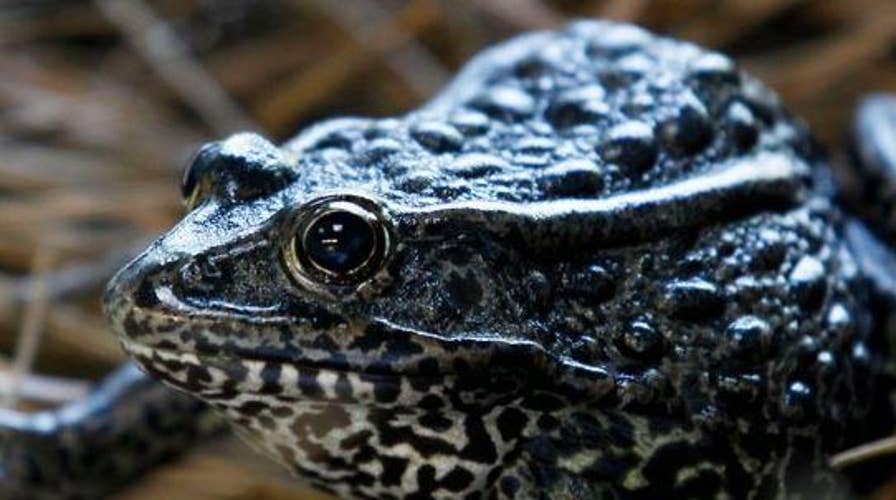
103, 246, 176, 344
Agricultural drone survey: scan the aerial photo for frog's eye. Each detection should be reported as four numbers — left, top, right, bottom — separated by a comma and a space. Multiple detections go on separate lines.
287, 196, 390, 288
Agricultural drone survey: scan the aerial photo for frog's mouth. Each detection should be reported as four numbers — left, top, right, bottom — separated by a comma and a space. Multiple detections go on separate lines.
115, 319, 575, 407
106, 265, 568, 404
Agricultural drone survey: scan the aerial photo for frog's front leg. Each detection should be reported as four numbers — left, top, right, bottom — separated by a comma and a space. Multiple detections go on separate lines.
0, 362, 222, 499
841, 94, 896, 324
831, 94, 896, 485
845, 94, 896, 242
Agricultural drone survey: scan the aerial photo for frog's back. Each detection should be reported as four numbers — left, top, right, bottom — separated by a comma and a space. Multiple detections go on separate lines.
286, 20, 807, 209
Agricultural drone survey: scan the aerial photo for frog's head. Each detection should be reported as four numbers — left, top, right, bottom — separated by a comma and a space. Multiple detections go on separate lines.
104, 128, 567, 410
105, 112, 810, 412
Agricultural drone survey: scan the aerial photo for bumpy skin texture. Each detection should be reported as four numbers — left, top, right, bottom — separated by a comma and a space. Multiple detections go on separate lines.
104, 20, 884, 499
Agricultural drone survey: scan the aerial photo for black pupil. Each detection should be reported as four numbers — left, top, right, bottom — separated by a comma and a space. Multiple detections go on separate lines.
303, 210, 376, 274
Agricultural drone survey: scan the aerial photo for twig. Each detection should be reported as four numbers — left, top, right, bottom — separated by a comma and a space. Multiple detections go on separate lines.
829, 435, 896, 469
746, 7, 896, 104
299, 0, 450, 99
0, 371, 90, 406
600, 0, 650, 22
94, 0, 257, 135
2, 247, 53, 409
257, 0, 443, 135
469, 0, 564, 30
673, 0, 804, 47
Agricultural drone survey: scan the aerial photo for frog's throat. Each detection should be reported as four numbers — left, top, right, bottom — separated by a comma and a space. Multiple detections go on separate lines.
394, 151, 809, 255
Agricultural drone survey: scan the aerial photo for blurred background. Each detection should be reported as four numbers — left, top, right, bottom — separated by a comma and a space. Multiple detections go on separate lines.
0, 0, 894, 498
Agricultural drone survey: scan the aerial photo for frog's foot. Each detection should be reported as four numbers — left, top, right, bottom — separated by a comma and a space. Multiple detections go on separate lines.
0, 363, 222, 499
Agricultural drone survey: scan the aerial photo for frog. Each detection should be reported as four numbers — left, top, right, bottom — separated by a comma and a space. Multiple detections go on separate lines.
4, 19, 896, 499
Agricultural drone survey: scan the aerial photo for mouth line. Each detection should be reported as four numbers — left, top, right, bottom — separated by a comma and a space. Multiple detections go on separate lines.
119, 337, 441, 389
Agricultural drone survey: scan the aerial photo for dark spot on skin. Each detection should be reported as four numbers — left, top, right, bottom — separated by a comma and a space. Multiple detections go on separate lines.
538, 159, 604, 196
523, 271, 551, 311
522, 393, 565, 412
599, 121, 658, 173
419, 394, 445, 410
496, 407, 528, 442
563, 264, 616, 303
852, 341, 871, 368
688, 52, 739, 84
615, 320, 665, 362
295, 404, 352, 439
751, 237, 787, 272
380, 455, 409, 487
446, 270, 484, 310
410, 122, 464, 153
417, 464, 437, 492
271, 406, 293, 418
657, 104, 713, 156
513, 55, 552, 79
257, 415, 277, 431
373, 380, 402, 403
660, 277, 724, 320
259, 362, 282, 394
470, 86, 535, 121
789, 256, 826, 310
442, 467, 476, 492
609, 52, 653, 82
297, 368, 324, 398
513, 137, 555, 156
310, 334, 340, 352
724, 101, 759, 152
133, 279, 161, 308
397, 172, 433, 193
237, 401, 267, 417
446, 154, 509, 179
350, 325, 388, 352
500, 476, 522, 496
185, 365, 213, 389
526, 436, 558, 463
340, 430, 373, 451
450, 109, 491, 136
716, 373, 763, 412
545, 86, 609, 129
726, 316, 773, 361
335, 374, 353, 400
417, 358, 440, 376
781, 381, 815, 420
460, 416, 498, 463
311, 131, 354, 151
419, 413, 452, 432
583, 23, 649, 56
642, 440, 704, 486
364, 138, 403, 163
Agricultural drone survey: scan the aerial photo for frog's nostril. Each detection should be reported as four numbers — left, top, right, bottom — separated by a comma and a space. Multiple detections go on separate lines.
103, 252, 166, 316
132, 278, 161, 308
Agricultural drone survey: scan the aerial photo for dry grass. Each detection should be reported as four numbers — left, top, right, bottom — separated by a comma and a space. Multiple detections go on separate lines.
0, 0, 894, 498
